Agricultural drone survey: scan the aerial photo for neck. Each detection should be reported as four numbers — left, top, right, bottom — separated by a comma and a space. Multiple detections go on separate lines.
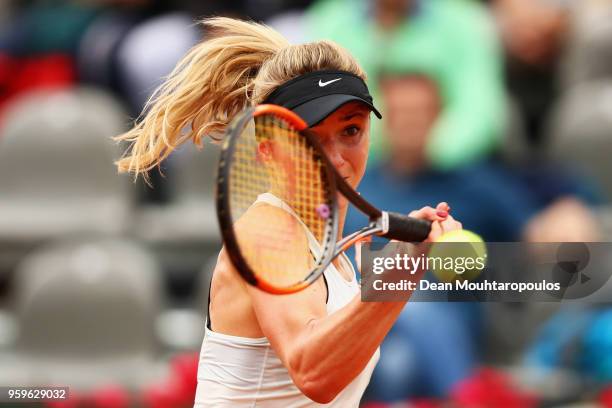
376, 10, 403, 31
375, 0, 414, 31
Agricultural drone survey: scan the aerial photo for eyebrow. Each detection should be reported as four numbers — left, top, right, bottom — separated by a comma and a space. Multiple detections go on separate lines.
341, 111, 367, 121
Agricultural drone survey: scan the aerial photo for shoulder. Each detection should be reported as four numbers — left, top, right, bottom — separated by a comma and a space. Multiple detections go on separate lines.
233, 203, 310, 245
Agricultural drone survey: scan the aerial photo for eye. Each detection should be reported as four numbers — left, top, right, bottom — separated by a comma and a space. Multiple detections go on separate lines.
342, 125, 361, 138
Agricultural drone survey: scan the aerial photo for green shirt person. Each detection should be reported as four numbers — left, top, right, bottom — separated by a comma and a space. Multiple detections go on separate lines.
305, 0, 506, 169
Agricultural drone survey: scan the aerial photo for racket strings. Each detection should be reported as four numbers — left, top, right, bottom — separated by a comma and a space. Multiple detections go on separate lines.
227, 113, 332, 288
253, 116, 328, 242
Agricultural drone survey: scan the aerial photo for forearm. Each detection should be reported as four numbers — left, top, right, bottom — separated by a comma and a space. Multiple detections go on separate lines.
289, 295, 405, 402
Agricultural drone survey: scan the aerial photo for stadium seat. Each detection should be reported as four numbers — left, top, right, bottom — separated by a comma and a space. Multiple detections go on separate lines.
130, 140, 221, 302
0, 237, 166, 389
155, 307, 204, 351
545, 80, 612, 201
0, 88, 133, 271
153, 256, 214, 351
0, 310, 17, 349
132, 140, 221, 245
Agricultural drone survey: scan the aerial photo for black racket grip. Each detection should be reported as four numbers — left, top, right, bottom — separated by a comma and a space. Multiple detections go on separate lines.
382, 212, 432, 242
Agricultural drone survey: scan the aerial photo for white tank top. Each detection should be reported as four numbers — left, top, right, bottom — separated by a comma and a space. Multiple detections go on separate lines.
194, 193, 380, 407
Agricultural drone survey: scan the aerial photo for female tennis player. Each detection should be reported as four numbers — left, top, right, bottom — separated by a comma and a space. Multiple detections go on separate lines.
115, 17, 462, 407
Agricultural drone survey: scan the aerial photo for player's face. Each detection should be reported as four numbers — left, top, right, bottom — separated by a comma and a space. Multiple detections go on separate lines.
309, 102, 371, 195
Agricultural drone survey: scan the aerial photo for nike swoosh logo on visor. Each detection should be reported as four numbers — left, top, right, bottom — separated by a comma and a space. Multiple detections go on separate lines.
318, 78, 342, 87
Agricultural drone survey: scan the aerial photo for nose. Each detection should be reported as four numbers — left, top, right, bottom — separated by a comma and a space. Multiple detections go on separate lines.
321, 138, 345, 170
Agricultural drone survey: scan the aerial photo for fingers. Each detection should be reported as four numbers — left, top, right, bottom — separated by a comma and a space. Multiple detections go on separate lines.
435, 202, 449, 219
429, 218, 444, 239
438, 214, 462, 236
408, 203, 464, 242
409, 203, 452, 223
436, 201, 450, 212
409, 206, 445, 222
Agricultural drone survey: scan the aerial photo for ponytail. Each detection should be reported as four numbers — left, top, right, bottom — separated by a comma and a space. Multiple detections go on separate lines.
115, 17, 366, 181
114, 17, 289, 178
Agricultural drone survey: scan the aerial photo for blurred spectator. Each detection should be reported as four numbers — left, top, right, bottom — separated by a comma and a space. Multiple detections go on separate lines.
494, 0, 569, 68
492, 0, 571, 145
521, 303, 612, 405
352, 74, 536, 243
452, 11, 609, 390
0, 1, 100, 121
523, 197, 602, 243
349, 70, 605, 402
0, 54, 76, 119
0, 1, 206, 201
0, 1, 101, 56
305, 0, 506, 170
347, 72, 527, 402
114, 12, 200, 115
518, 186, 607, 405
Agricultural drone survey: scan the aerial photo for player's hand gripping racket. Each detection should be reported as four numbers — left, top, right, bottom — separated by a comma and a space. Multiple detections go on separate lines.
216, 104, 431, 294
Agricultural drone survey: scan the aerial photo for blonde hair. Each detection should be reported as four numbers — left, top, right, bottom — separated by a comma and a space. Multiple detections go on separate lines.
115, 16, 366, 179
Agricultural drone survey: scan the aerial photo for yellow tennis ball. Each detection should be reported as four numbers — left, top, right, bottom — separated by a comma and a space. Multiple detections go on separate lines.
428, 229, 487, 283
435, 229, 484, 243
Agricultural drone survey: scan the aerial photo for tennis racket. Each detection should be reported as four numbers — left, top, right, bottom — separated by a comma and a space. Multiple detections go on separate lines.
216, 104, 431, 294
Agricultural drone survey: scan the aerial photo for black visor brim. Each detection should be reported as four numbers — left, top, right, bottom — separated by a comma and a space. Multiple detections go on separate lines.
292, 94, 383, 127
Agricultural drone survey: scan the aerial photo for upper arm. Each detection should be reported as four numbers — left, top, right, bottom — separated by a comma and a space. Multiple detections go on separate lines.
247, 276, 327, 366
234, 204, 328, 366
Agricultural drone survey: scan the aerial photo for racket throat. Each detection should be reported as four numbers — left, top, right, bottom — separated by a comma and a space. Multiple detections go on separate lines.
377, 211, 390, 235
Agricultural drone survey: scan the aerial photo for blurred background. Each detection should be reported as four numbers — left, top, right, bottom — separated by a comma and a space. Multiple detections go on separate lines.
0, 0, 612, 407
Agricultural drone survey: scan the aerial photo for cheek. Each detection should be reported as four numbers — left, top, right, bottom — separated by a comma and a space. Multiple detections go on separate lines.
345, 134, 369, 181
